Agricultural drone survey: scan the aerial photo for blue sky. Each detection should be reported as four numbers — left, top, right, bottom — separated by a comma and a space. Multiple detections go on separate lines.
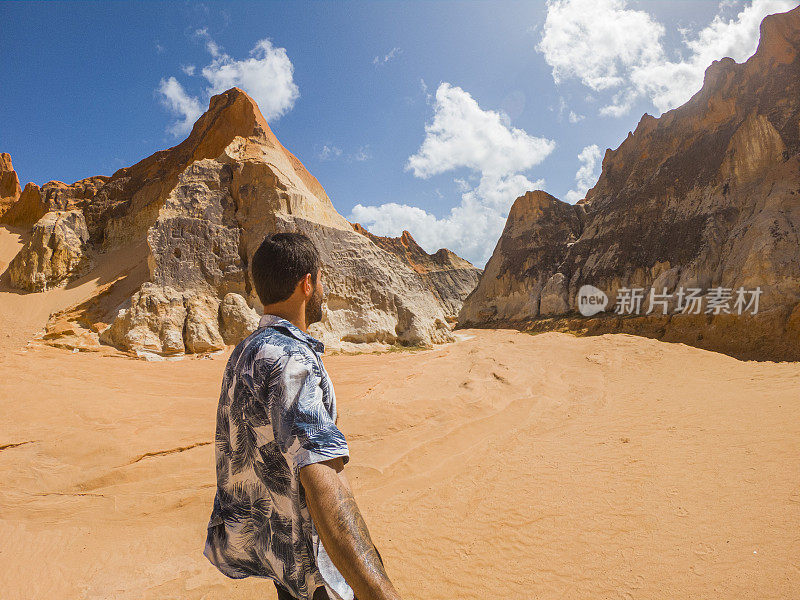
1, 0, 797, 267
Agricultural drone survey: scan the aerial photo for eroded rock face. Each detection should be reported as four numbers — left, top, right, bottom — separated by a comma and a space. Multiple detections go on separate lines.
9, 87, 476, 354
458, 6, 800, 361
219, 292, 260, 345
351, 224, 482, 322
286, 217, 455, 347
99, 286, 257, 355
184, 294, 226, 353
458, 190, 584, 324
8, 210, 92, 291
0, 153, 21, 218
1, 176, 110, 228
145, 158, 246, 298
100, 283, 188, 354
2, 183, 44, 227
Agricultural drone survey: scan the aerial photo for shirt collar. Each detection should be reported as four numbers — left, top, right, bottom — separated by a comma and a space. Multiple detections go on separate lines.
258, 313, 325, 354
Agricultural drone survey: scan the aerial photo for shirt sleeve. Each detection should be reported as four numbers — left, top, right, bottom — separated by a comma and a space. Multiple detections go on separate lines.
267, 350, 350, 471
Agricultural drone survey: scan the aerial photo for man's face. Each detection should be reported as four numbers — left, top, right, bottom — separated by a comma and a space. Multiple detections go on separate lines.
305, 268, 324, 325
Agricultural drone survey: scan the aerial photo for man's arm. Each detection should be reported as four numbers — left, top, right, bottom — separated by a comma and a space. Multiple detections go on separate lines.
300, 458, 402, 600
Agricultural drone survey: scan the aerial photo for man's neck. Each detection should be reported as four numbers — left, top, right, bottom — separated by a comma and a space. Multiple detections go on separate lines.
262, 305, 307, 332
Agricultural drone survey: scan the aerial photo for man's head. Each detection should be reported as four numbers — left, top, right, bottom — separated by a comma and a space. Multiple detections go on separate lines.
251, 232, 324, 326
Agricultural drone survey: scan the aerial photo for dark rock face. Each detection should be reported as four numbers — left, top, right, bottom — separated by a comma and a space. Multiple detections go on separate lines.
458, 190, 584, 324
458, 7, 800, 361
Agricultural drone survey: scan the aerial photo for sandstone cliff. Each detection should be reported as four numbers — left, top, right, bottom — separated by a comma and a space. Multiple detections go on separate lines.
8, 210, 93, 291
1, 88, 479, 355
458, 6, 800, 361
0, 153, 22, 218
351, 223, 482, 322
1, 175, 110, 228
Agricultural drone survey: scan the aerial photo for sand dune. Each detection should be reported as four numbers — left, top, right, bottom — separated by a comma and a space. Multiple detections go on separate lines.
1, 228, 799, 600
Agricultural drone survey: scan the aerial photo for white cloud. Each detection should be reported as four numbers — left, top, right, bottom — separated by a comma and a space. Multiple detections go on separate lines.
348, 83, 554, 267
405, 82, 554, 185
537, 0, 665, 91
157, 76, 204, 137
454, 177, 471, 192
200, 38, 299, 120
552, 96, 585, 123
157, 31, 299, 137
631, 0, 798, 114
537, 0, 797, 116
318, 145, 343, 160
420, 78, 432, 103
350, 195, 511, 269
195, 27, 222, 58
353, 145, 371, 161
373, 47, 402, 65
565, 144, 602, 203
316, 144, 372, 162
181, 64, 196, 76
568, 110, 585, 123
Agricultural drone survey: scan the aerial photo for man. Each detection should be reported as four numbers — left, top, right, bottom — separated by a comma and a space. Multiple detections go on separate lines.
204, 232, 403, 600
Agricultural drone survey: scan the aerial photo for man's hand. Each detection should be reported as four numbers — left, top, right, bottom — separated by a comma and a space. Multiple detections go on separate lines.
299, 458, 402, 600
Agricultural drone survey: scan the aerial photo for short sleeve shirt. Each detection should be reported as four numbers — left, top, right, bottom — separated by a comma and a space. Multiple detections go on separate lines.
203, 313, 353, 600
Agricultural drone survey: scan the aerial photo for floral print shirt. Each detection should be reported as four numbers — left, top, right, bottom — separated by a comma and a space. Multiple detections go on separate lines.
203, 313, 353, 600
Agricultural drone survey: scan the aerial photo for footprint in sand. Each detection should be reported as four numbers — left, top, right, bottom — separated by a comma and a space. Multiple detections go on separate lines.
690, 564, 706, 576
585, 353, 608, 365
693, 542, 717, 557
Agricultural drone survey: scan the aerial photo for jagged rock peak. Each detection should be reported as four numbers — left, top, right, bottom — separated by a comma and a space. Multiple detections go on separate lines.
755, 6, 800, 65
0, 152, 22, 219
351, 222, 478, 271
181, 87, 330, 203
349, 221, 481, 321
581, 6, 800, 209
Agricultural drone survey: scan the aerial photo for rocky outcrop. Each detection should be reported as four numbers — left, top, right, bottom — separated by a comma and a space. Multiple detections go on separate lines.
351, 224, 481, 322
458, 6, 800, 361
3, 87, 477, 355
219, 292, 260, 345
2, 183, 45, 227
8, 210, 92, 291
93, 88, 465, 353
457, 191, 584, 324
1, 176, 110, 228
0, 153, 21, 218
100, 283, 190, 355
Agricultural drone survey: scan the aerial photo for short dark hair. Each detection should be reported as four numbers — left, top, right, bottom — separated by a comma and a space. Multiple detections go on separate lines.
251, 232, 321, 305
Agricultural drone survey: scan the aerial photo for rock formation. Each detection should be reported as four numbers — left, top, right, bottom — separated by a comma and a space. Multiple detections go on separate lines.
2, 88, 480, 355
457, 191, 584, 324
458, 6, 800, 361
1, 176, 110, 228
8, 210, 92, 291
0, 153, 21, 218
351, 224, 482, 322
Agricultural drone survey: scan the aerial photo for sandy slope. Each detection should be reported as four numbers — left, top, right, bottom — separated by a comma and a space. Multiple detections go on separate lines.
1, 228, 799, 600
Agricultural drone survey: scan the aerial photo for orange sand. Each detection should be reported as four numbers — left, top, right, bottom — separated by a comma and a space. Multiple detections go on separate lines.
1, 227, 798, 599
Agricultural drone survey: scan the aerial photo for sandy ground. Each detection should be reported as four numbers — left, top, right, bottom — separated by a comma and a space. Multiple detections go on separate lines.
1, 227, 799, 600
